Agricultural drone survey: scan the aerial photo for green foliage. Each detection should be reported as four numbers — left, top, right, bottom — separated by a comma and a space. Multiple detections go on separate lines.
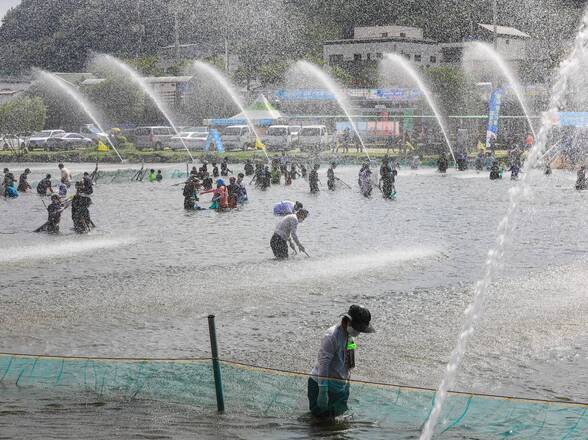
424, 66, 478, 115
329, 65, 354, 87
123, 57, 165, 77
84, 76, 145, 126
258, 62, 289, 87
0, 96, 47, 134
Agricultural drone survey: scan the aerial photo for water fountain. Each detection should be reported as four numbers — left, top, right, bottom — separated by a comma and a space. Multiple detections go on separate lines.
93, 54, 194, 162
192, 61, 270, 162
381, 53, 457, 165
464, 42, 537, 139
420, 9, 588, 440
35, 70, 124, 162
292, 60, 370, 161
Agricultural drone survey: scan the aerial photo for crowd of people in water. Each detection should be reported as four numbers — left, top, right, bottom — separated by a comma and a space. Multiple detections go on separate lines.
2, 149, 587, 240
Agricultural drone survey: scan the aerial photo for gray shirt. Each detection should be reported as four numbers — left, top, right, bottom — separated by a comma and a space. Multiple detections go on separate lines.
274, 214, 301, 247
310, 324, 353, 386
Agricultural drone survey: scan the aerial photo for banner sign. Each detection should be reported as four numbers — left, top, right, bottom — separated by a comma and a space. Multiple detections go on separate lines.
486, 88, 503, 146
548, 112, 588, 127
275, 88, 422, 102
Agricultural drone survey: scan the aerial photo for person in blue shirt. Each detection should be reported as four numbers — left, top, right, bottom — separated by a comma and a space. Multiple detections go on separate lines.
273, 200, 303, 216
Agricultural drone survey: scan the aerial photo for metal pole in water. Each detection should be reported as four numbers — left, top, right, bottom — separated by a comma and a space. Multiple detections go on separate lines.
208, 314, 225, 413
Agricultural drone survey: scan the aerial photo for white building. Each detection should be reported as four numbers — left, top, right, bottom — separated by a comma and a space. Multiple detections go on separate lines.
323, 25, 442, 68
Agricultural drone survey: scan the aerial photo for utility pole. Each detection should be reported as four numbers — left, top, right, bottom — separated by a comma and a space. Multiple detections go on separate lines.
492, 0, 498, 50
224, 0, 229, 71
174, 0, 180, 65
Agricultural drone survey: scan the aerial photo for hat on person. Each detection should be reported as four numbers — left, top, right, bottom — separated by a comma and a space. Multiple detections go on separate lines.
216, 178, 225, 186
343, 305, 375, 333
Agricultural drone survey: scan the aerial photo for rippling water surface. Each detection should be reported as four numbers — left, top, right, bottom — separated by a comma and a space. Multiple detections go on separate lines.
1, 163, 587, 438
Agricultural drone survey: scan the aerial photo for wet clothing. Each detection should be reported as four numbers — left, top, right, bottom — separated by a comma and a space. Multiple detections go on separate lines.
273, 200, 296, 216
490, 164, 501, 180
474, 155, 484, 171
212, 166, 219, 178
35, 200, 64, 233
438, 157, 448, 173
380, 164, 394, 199
227, 182, 239, 208
272, 214, 302, 259
308, 324, 355, 418
300, 165, 307, 178
270, 233, 289, 259
359, 169, 372, 197
309, 170, 319, 193
327, 168, 335, 191
147, 172, 157, 182
307, 377, 350, 418
183, 181, 201, 210
244, 162, 254, 176
71, 193, 93, 233
82, 175, 94, 195
509, 165, 521, 180
220, 162, 231, 176
156, 172, 163, 182
58, 183, 67, 197
271, 168, 281, 185
36, 177, 53, 195
237, 180, 248, 204
576, 169, 587, 190
17, 173, 31, 192
5, 183, 18, 198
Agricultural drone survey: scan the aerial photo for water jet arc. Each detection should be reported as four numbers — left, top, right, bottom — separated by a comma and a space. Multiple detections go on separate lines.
36, 70, 124, 162
192, 61, 270, 162
382, 54, 457, 165
95, 54, 194, 162
294, 61, 370, 161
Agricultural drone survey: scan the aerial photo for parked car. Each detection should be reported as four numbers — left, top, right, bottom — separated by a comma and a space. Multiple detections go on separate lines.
27, 129, 66, 149
134, 126, 174, 150
45, 133, 93, 150
1, 135, 26, 150
80, 124, 109, 141
222, 125, 255, 151
170, 131, 209, 151
263, 125, 301, 151
297, 125, 334, 152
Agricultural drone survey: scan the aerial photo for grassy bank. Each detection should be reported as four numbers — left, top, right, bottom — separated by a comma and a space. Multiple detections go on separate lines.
0, 147, 509, 165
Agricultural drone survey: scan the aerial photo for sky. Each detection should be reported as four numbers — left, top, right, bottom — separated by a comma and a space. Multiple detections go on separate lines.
0, 0, 21, 22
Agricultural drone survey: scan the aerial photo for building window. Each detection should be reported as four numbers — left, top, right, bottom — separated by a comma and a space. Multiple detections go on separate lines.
329, 54, 343, 64
414, 54, 422, 62
430, 55, 437, 63
400, 32, 406, 38
381, 32, 388, 37
376, 53, 383, 59
354, 53, 362, 61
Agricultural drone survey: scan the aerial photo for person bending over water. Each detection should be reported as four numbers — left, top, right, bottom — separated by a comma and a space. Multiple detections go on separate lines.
17, 169, 31, 192
71, 182, 95, 233
273, 200, 303, 216
35, 194, 68, 233
308, 305, 375, 419
270, 209, 308, 259
36, 174, 54, 195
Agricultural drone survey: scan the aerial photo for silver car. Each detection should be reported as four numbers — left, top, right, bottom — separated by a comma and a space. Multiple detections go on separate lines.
27, 129, 66, 149
170, 131, 209, 151
134, 126, 174, 150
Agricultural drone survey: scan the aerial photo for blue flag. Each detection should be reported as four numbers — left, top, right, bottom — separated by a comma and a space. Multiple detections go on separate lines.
204, 129, 224, 153
486, 88, 503, 148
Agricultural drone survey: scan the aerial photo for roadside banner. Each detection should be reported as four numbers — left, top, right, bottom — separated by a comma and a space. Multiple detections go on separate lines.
485, 88, 503, 147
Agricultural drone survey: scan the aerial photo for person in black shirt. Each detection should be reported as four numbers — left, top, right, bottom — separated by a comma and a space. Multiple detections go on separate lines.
309, 164, 320, 193
17, 169, 31, 192
380, 159, 394, 199
36, 174, 53, 195
227, 176, 240, 208
156, 170, 163, 182
71, 182, 95, 233
244, 159, 254, 176
35, 194, 66, 233
220, 158, 232, 176
212, 162, 220, 178
327, 163, 336, 191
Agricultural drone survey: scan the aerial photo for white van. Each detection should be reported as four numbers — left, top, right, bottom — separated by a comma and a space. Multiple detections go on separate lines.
297, 125, 334, 152
263, 125, 301, 151
134, 126, 174, 150
222, 125, 255, 151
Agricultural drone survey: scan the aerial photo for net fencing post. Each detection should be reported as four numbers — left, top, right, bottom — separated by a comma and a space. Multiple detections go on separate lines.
208, 314, 225, 412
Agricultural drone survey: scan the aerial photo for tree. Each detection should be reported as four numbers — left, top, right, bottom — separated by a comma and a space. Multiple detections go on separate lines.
0, 96, 47, 134
84, 76, 145, 127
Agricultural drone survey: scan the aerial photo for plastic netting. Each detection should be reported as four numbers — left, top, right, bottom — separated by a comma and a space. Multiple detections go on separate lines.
1, 353, 586, 438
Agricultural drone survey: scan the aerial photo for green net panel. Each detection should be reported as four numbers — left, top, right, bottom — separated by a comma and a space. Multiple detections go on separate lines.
1, 354, 586, 438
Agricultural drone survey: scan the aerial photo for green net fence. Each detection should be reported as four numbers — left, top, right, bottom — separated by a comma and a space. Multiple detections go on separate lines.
1, 353, 586, 438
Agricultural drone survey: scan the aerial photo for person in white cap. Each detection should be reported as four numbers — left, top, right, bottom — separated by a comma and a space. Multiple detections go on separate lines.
308, 305, 375, 418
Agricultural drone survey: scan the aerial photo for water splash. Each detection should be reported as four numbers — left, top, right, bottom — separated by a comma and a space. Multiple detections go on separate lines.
192, 61, 270, 162
465, 42, 537, 139
382, 54, 456, 165
294, 61, 370, 161
35, 70, 124, 162
419, 8, 588, 440
94, 54, 194, 162
0, 237, 135, 264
